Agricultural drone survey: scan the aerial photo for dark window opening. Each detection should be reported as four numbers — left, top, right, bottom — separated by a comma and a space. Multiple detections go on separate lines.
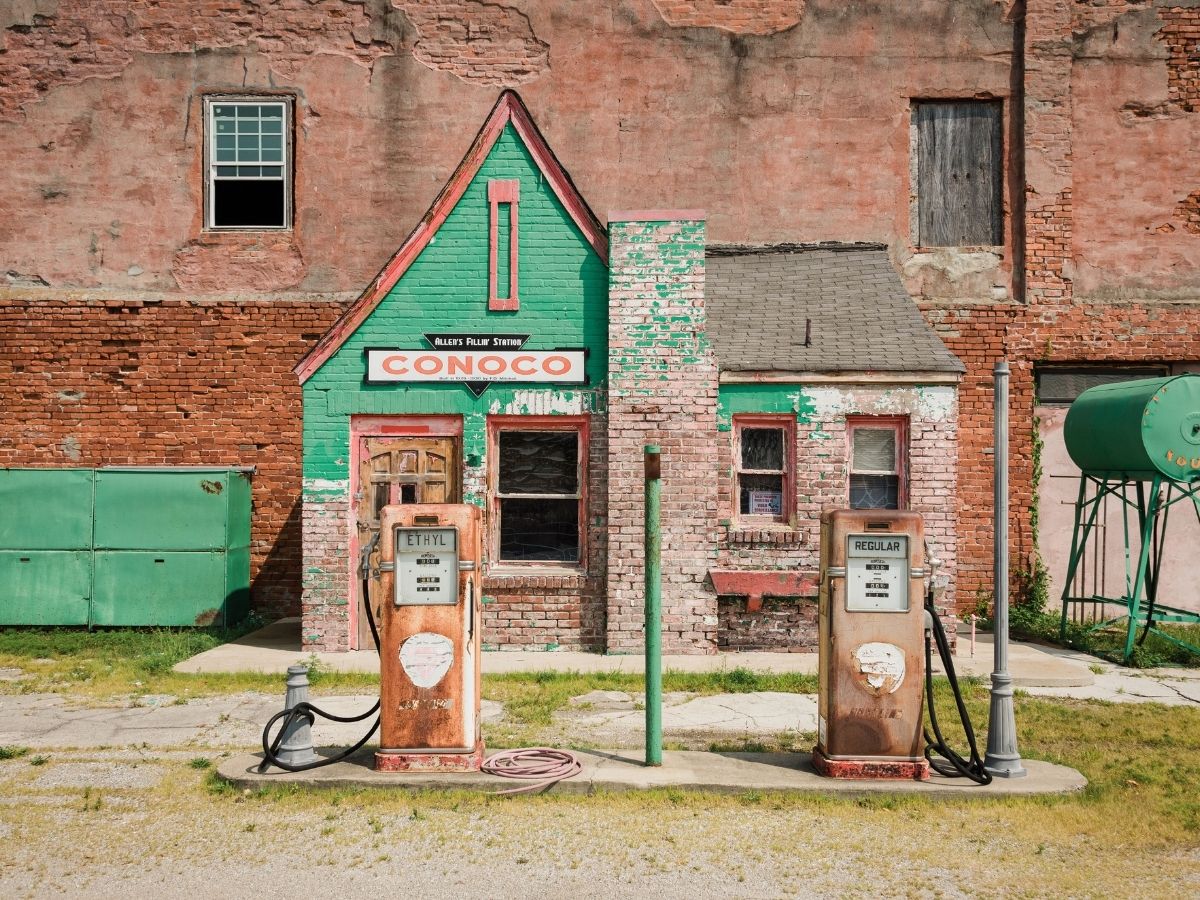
499, 498, 578, 561
850, 475, 900, 510
400, 484, 417, 504
495, 429, 582, 563
212, 180, 285, 228
734, 423, 790, 520
1034, 365, 1168, 406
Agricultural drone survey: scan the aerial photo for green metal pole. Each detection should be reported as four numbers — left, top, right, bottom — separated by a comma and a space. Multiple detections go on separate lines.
644, 444, 663, 767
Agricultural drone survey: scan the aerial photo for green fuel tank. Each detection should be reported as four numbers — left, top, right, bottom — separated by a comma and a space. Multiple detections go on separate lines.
1064, 374, 1200, 481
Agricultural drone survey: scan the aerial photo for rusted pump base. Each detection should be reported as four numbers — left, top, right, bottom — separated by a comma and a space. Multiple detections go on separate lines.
375, 742, 484, 773
812, 748, 930, 781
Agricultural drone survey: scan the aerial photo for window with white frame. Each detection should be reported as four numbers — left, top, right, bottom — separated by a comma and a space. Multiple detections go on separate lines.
491, 422, 585, 564
848, 418, 907, 510
206, 98, 291, 230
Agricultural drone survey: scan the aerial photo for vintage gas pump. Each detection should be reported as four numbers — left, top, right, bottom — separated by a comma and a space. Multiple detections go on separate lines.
372, 503, 483, 772
814, 509, 930, 780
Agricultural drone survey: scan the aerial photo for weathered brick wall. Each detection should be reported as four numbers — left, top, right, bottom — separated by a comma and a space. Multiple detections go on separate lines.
1159, 6, 1200, 112
0, 294, 345, 619
607, 215, 719, 654
718, 596, 818, 652
715, 384, 959, 650
301, 485, 351, 651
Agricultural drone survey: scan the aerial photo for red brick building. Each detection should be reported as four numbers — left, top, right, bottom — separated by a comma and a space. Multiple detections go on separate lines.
2, 2, 1199, 648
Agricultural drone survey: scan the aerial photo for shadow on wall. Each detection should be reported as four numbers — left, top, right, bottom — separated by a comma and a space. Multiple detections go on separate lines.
252, 496, 303, 619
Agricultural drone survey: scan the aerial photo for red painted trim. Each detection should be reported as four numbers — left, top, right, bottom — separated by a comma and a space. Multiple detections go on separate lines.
347, 415, 463, 647
847, 416, 910, 509
708, 569, 819, 602
732, 414, 796, 526
488, 180, 520, 311
486, 415, 589, 572
607, 209, 707, 223
295, 91, 607, 384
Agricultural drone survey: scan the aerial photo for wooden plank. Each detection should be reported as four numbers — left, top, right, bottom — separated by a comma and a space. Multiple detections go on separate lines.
917, 102, 1002, 247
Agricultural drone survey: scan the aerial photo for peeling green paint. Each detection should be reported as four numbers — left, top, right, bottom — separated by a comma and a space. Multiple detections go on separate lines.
716, 384, 816, 430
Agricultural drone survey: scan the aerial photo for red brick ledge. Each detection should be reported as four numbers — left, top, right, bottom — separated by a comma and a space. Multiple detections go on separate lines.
708, 569, 819, 612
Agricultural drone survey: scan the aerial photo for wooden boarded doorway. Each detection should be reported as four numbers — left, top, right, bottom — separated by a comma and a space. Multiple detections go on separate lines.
356, 435, 460, 650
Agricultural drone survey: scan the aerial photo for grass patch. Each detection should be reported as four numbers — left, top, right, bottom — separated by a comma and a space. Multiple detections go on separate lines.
0, 745, 30, 760
1008, 610, 1200, 668
0, 623, 380, 699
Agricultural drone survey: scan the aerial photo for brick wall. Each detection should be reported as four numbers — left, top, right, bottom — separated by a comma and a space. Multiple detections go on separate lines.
301, 484, 351, 651
1159, 6, 1200, 112
0, 294, 345, 620
607, 215, 720, 654
715, 384, 959, 650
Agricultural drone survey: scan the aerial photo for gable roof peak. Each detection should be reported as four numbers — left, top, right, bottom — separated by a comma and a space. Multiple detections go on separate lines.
294, 90, 607, 384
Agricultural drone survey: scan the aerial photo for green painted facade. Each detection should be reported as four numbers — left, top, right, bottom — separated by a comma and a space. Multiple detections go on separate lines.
716, 384, 816, 431
301, 125, 608, 503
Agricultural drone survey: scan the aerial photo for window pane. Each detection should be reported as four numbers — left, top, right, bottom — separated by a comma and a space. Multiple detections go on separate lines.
213, 179, 285, 227
261, 166, 282, 177
214, 105, 235, 118
499, 498, 578, 561
261, 118, 282, 134
236, 105, 260, 117
260, 106, 282, 118
237, 118, 259, 134
215, 147, 235, 162
499, 432, 577, 495
853, 429, 896, 472
741, 428, 784, 471
216, 119, 235, 134
850, 474, 899, 510
739, 473, 784, 516
261, 147, 282, 163
216, 166, 237, 177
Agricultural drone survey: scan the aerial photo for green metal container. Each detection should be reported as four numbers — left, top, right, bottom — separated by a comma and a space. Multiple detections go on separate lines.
0, 467, 252, 627
0, 551, 91, 625
1064, 374, 1200, 481
0, 469, 94, 550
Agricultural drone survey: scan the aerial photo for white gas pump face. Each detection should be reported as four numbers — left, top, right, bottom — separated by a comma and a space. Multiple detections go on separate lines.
845, 533, 909, 612
394, 527, 459, 605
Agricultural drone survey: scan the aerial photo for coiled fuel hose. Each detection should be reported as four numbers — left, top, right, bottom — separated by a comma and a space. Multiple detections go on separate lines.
923, 587, 992, 785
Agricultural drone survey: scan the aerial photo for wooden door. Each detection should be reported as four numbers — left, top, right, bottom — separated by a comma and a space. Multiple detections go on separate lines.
356, 436, 459, 649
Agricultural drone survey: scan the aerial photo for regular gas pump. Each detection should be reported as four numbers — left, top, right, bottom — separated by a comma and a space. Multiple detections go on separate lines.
814, 509, 929, 780
372, 503, 483, 771
814, 509, 990, 783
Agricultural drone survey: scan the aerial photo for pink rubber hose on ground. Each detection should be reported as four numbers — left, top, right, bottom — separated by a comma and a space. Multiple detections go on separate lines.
482, 747, 583, 795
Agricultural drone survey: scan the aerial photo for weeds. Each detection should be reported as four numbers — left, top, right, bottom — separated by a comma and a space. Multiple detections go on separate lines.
188, 757, 212, 770
29, 754, 48, 766
0, 745, 30, 760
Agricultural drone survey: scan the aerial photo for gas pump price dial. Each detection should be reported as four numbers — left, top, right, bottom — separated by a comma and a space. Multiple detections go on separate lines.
394, 527, 458, 606
845, 533, 909, 612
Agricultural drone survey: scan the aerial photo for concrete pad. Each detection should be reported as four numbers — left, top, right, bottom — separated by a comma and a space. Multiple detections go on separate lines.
216, 748, 1086, 798
564, 691, 817, 735
176, 617, 1098, 689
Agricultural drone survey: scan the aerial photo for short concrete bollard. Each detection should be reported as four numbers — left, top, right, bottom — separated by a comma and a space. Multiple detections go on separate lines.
276, 664, 318, 767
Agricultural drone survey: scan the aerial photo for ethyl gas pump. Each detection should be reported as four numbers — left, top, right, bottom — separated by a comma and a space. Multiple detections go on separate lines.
373, 503, 483, 771
814, 509, 990, 784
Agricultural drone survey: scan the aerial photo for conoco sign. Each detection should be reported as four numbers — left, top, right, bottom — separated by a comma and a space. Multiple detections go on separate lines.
365, 334, 586, 396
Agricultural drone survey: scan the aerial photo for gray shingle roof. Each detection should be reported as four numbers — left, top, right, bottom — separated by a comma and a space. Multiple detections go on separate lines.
705, 244, 965, 374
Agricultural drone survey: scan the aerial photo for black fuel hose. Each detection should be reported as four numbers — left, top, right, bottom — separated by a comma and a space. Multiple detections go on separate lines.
256, 564, 382, 774
923, 591, 992, 785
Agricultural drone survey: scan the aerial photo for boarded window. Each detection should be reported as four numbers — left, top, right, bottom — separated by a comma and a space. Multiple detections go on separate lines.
915, 101, 1002, 246
849, 419, 907, 510
494, 428, 583, 563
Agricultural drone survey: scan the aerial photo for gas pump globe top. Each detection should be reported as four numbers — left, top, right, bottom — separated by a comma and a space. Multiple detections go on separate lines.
373, 504, 483, 772
814, 509, 930, 781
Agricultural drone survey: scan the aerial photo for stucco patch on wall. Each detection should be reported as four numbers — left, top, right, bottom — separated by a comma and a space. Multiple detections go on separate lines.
394, 1, 549, 86
172, 237, 306, 293
650, 0, 804, 36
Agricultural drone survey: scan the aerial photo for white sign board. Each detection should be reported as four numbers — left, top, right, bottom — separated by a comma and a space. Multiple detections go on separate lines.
366, 349, 586, 385
394, 527, 458, 606
845, 533, 909, 612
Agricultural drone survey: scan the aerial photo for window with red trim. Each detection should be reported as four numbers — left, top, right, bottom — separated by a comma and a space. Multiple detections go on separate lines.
733, 416, 795, 524
489, 418, 586, 565
848, 417, 908, 510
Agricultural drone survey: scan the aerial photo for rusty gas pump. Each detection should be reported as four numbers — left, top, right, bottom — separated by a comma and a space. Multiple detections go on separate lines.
814, 509, 930, 780
372, 503, 483, 772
